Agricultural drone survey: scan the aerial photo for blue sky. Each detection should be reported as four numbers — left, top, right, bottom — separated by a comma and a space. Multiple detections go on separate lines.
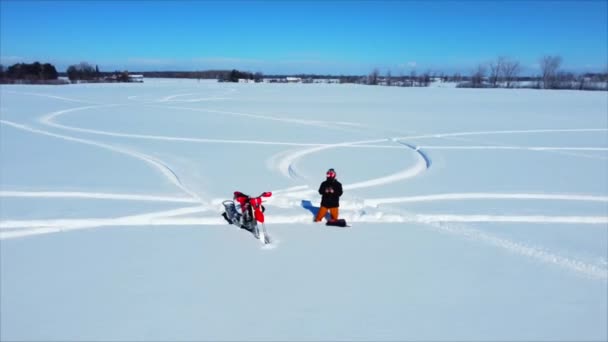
1, 0, 606, 75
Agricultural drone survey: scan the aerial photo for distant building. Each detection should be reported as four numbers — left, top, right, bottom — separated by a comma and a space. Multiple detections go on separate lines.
262, 78, 286, 83
313, 78, 340, 84
286, 77, 302, 83
128, 74, 144, 82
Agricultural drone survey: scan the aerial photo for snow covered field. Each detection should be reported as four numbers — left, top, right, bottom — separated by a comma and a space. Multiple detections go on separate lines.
1, 79, 607, 341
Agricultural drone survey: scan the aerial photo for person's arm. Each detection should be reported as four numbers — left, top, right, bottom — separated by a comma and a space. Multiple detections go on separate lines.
318, 182, 325, 195
335, 182, 343, 197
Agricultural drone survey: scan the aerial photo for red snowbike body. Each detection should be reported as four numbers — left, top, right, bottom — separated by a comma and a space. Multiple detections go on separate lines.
233, 191, 271, 223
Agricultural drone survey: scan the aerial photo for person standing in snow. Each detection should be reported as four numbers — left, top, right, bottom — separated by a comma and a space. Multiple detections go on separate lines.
314, 168, 343, 222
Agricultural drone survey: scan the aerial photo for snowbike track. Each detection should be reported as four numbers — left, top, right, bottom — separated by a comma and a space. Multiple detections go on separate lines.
0, 119, 203, 204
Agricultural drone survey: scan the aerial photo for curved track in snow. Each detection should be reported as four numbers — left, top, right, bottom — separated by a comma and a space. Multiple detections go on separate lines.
0, 119, 203, 204
0, 190, 199, 203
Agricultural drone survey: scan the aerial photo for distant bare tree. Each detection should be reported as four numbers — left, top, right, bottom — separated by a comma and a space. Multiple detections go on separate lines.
471, 65, 486, 88
398, 71, 405, 86
556, 71, 575, 89
501, 59, 520, 88
67, 62, 96, 81
540, 55, 562, 89
420, 71, 431, 87
451, 73, 462, 82
409, 70, 416, 86
368, 68, 379, 85
489, 57, 505, 87
576, 74, 586, 90
254, 72, 264, 82
386, 70, 392, 86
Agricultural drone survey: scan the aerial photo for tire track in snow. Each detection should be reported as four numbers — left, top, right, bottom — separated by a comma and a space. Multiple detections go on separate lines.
364, 193, 608, 206
342, 211, 608, 225
372, 206, 608, 280
270, 127, 607, 199
35, 105, 206, 204
38, 107, 607, 155
429, 221, 608, 280
40, 105, 326, 146
272, 138, 429, 190
419, 145, 608, 161
150, 104, 363, 129
155, 93, 230, 103
3, 91, 99, 104
419, 145, 608, 151
0, 206, 208, 230
271, 127, 607, 194
396, 141, 431, 167
404, 128, 608, 160
0, 191, 199, 203
157, 93, 197, 102
0, 209, 216, 239
152, 88, 237, 103
2, 211, 606, 237
0, 119, 203, 204
396, 128, 608, 141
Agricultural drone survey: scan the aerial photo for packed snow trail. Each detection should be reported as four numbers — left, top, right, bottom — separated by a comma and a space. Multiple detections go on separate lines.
0, 120, 203, 204
0, 191, 199, 203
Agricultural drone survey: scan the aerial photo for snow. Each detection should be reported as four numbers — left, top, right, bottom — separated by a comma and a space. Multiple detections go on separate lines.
1, 79, 607, 341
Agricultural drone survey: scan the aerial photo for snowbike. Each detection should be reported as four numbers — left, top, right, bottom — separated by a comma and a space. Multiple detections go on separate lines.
222, 191, 272, 245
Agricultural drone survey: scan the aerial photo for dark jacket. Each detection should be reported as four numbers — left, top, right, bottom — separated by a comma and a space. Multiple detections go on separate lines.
318, 178, 343, 208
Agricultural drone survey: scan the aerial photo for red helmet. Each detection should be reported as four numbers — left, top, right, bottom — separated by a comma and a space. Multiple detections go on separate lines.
326, 168, 336, 179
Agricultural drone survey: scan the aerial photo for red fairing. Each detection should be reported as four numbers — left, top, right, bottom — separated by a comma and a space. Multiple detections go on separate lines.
255, 210, 265, 223
233, 191, 270, 223
234, 191, 248, 207
250, 197, 265, 223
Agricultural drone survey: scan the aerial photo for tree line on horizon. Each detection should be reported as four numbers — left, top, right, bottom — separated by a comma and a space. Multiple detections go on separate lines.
367, 55, 607, 90
0, 62, 62, 84
0, 61, 138, 84
1, 56, 606, 90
